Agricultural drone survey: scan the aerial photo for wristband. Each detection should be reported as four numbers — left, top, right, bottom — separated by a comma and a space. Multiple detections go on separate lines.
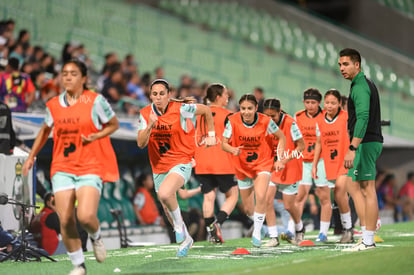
208, 131, 215, 137
349, 145, 357, 151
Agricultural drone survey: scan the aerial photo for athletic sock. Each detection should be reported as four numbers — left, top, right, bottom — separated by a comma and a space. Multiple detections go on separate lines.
205, 217, 215, 228
320, 221, 330, 236
68, 248, 84, 266
267, 225, 278, 238
169, 207, 184, 233
89, 227, 101, 241
361, 225, 366, 234
216, 210, 228, 225
363, 230, 375, 245
340, 212, 352, 230
295, 220, 303, 232
252, 212, 265, 240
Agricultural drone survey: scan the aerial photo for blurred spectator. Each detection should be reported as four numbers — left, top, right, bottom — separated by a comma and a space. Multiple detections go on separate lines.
375, 169, 387, 190
16, 29, 30, 52
0, 36, 8, 68
0, 19, 15, 47
29, 192, 61, 255
154, 66, 164, 79
40, 54, 56, 74
28, 45, 45, 64
226, 88, 238, 112
61, 42, 74, 63
101, 69, 126, 105
399, 172, 414, 221
253, 86, 264, 113
8, 43, 24, 67
72, 44, 91, 68
0, 99, 16, 155
132, 173, 165, 226
378, 173, 402, 221
30, 192, 88, 255
100, 52, 118, 75
0, 221, 15, 255
40, 70, 62, 102
122, 53, 137, 78
0, 57, 35, 112
127, 72, 149, 105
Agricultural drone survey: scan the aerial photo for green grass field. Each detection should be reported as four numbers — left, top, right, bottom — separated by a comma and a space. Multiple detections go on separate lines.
2, 222, 414, 274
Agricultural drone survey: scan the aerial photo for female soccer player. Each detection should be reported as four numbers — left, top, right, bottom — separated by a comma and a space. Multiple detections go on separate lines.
23, 59, 119, 275
295, 88, 331, 244
221, 94, 286, 248
312, 89, 364, 243
137, 79, 215, 257
263, 98, 305, 247
194, 83, 238, 244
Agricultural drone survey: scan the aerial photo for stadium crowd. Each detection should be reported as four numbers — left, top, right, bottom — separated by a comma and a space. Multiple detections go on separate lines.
1, 18, 413, 273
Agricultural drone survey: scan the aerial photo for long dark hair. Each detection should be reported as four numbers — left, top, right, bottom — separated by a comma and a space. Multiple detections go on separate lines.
62, 59, 88, 90
203, 83, 225, 105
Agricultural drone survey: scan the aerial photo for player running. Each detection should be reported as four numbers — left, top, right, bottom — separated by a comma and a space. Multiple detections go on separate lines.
137, 79, 216, 257
221, 94, 286, 248
194, 83, 239, 244
263, 98, 305, 247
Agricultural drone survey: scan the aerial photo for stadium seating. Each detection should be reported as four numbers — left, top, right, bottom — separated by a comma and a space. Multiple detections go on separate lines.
2, 0, 414, 140
375, 0, 414, 18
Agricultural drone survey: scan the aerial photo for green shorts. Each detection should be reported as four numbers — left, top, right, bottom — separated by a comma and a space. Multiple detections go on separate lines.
276, 182, 299, 195
237, 172, 271, 190
327, 179, 338, 189
348, 142, 382, 181
300, 159, 328, 187
153, 162, 192, 192
52, 172, 102, 195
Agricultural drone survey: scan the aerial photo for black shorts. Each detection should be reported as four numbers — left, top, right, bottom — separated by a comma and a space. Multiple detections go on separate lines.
195, 174, 237, 194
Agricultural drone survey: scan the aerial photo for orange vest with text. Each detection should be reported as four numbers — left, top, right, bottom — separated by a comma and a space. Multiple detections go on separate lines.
270, 113, 303, 185
46, 90, 119, 182
227, 112, 274, 180
140, 102, 195, 174
295, 109, 321, 162
316, 110, 349, 180
194, 106, 234, 174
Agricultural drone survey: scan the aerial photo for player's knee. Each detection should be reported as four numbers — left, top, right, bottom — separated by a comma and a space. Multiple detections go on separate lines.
77, 212, 95, 226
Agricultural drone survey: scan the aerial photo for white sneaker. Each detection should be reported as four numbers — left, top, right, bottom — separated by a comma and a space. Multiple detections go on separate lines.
69, 266, 86, 275
91, 237, 107, 263
342, 242, 376, 252
263, 237, 280, 247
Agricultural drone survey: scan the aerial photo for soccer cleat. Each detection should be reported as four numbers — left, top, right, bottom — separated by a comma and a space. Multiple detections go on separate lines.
315, 233, 328, 243
263, 237, 280, 247
91, 237, 106, 263
207, 222, 224, 244
252, 236, 262, 248
280, 231, 297, 245
374, 234, 384, 243
176, 233, 194, 257
175, 224, 187, 244
342, 242, 376, 252
338, 228, 354, 244
69, 265, 86, 275
295, 227, 306, 244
